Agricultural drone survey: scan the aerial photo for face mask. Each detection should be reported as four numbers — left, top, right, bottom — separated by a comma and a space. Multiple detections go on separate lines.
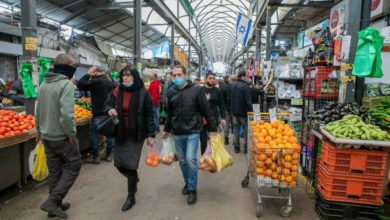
122, 82, 134, 87
173, 77, 185, 87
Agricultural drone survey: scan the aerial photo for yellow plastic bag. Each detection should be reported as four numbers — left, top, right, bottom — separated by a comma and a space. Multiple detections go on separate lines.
210, 134, 233, 171
32, 141, 48, 181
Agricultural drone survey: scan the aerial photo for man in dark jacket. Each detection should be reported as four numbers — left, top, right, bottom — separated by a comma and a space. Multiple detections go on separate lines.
77, 65, 115, 163
147, 73, 160, 134
200, 71, 225, 154
163, 65, 218, 205
220, 75, 231, 144
230, 70, 252, 153
36, 54, 81, 218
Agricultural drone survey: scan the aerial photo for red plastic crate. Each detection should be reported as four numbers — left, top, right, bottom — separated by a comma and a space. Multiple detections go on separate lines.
320, 140, 387, 178
303, 66, 338, 98
317, 163, 383, 205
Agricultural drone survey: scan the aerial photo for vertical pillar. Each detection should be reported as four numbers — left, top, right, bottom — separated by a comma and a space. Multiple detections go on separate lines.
188, 18, 191, 70
355, 0, 371, 103
198, 51, 202, 78
21, 0, 38, 115
133, 0, 142, 71
170, 23, 175, 68
265, 6, 272, 61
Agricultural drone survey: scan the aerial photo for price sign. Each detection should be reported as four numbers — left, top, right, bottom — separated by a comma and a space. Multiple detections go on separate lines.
253, 104, 261, 123
269, 108, 277, 122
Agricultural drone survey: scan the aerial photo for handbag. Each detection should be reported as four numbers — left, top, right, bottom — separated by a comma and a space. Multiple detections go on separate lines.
95, 115, 119, 137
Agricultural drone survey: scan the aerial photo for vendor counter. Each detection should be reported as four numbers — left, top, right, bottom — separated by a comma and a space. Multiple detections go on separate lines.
0, 119, 91, 192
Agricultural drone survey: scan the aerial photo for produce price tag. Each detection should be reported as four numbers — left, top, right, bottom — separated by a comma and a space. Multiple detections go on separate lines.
253, 104, 261, 123
269, 108, 277, 122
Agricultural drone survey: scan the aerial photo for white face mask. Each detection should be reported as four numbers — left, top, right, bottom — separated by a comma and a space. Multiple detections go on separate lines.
122, 81, 134, 87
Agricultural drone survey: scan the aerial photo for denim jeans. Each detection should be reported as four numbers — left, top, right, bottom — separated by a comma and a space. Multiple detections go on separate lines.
152, 106, 160, 133
232, 116, 248, 151
173, 133, 200, 191
90, 117, 114, 157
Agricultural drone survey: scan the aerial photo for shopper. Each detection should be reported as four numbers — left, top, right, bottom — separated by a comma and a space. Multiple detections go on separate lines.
105, 66, 155, 211
36, 54, 81, 219
230, 70, 252, 153
200, 71, 225, 154
77, 65, 115, 163
163, 65, 217, 205
147, 73, 161, 134
220, 75, 231, 145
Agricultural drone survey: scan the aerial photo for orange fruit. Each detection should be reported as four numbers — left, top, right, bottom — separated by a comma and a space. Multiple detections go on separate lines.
265, 169, 272, 176
291, 165, 298, 172
265, 158, 273, 164
256, 168, 265, 175
291, 172, 298, 178
284, 155, 292, 162
257, 154, 267, 161
292, 159, 299, 165
256, 162, 266, 168
284, 163, 292, 169
292, 153, 299, 160
283, 168, 291, 175
271, 153, 278, 161
270, 163, 277, 171
259, 120, 265, 125
285, 176, 293, 183
280, 175, 286, 182
271, 173, 279, 179
276, 167, 282, 173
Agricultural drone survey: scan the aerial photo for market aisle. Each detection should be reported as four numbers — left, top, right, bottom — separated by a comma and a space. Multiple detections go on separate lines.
0, 135, 318, 220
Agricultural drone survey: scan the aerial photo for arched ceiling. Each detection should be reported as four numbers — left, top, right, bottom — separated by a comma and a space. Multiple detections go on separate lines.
190, 0, 250, 63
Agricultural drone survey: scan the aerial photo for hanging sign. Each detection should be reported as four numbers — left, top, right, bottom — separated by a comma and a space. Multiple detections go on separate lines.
25, 37, 37, 51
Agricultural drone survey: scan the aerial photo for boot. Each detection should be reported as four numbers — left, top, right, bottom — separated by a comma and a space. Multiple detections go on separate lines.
187, 190, 197, 205
86, 150, 100, 164
182, 183, 189, 195
40, 199, 68, 219
121, 176, 137, 211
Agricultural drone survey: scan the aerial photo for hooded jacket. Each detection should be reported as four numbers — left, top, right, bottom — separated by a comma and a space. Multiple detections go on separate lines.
164, 81, 218, 135
147, 79, 160, 106
36, 73, 76, 141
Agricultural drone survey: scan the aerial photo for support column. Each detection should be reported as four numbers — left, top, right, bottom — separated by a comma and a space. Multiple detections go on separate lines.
188, 18, 191, 70
21, 0, 38, 115
198, 51, 202, 78
355, 0, 371, 103
170, 23, 175, 68
133, 0, 142, 71
265, 6, 272, 61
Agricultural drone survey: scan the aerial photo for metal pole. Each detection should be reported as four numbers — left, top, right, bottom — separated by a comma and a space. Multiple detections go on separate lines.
265, 6, 272, 61
170, 23, 175, 68
198, 51, 202, 78
355, 0, 371, 103
133, 0, 142, 71
21, 0, 38, 115
188, 18, 191, 70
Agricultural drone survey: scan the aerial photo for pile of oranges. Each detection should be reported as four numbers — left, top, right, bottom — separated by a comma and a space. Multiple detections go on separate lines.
74, 104, 92, 122
250, 120, 301, 187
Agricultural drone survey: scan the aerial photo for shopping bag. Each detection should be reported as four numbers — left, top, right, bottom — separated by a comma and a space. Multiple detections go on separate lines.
31, 141, 49, 181
145, 145, 160, 167
160, 137, 176, 165
198, 143, 217, 173
210, 134, 234, 172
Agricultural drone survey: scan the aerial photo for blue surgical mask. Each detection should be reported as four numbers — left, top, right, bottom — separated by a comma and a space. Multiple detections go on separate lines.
173, 77, 185, 87
122, 82, 134, 87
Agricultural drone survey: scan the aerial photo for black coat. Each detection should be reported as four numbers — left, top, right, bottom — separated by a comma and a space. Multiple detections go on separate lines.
164, 81, 218, 135
230, 79, 252, 117
251, 87, 263, 104
104, 87, 155, 141
77, 74, 115, 116
220, 82, 231, 112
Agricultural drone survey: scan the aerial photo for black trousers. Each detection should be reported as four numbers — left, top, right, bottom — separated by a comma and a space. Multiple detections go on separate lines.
43, 139, 82, 202
117, 167, 138, 194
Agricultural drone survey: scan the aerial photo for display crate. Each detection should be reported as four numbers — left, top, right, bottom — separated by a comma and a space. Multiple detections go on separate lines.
317, 163, 383, 205
320, 140, 387, 179
315, 190, 380, 220
362, 96, 390, 109
303, 66, 338, 98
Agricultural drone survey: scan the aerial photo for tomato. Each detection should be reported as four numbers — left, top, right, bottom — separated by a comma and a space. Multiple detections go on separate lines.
0, 122, 7, 127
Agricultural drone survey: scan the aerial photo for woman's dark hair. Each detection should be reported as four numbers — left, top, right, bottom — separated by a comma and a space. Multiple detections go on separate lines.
119, 66, 144, 87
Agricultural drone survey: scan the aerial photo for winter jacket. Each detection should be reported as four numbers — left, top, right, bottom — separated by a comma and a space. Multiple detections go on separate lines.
251, 87, 263, 104
220, 82, 231, 112
36, 73, 76, 141
164, 81, 218, 135
202, 86, 226, 121
77, 74, 114, 116
230, 79, 252, 117
148, 80, 160, 106
104, 87, 155, 141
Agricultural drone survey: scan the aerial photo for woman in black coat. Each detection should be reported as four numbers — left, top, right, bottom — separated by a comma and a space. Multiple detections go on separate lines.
105, 66, 155, 211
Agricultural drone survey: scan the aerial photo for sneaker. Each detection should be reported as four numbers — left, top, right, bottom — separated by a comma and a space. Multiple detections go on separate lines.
86, 156, 100, 164
40, 199, 67, 219
181, 184, 189, 195
103, 154, 112, 162
187, 191, 197, 205
48, 202, 70, 218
